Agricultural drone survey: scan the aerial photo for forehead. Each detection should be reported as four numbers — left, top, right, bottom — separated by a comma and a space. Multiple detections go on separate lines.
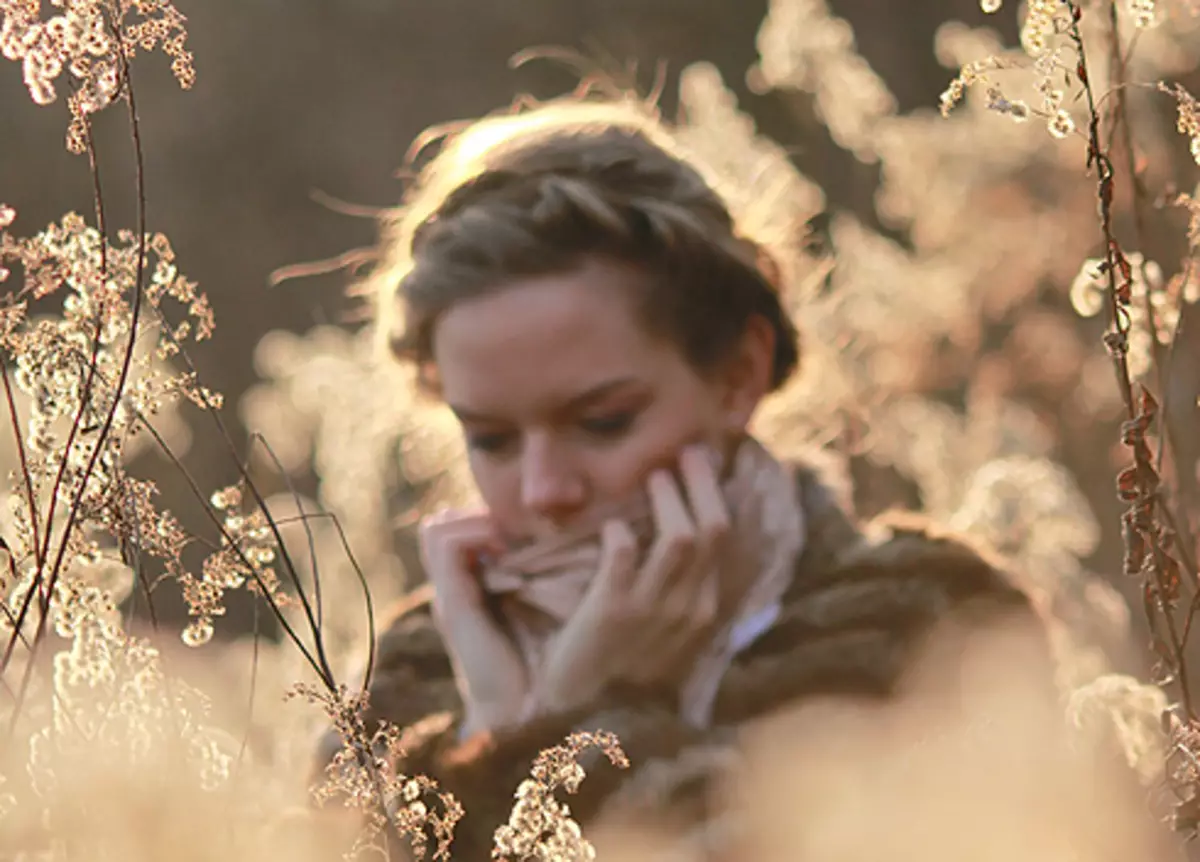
432, 260, 676, 413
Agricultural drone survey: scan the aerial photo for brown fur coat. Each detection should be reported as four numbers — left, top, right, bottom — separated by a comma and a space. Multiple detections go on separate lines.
322, 459, 1164, 860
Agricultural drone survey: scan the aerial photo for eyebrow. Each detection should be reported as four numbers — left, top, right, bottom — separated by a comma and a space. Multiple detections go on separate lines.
448, 376, 642, 424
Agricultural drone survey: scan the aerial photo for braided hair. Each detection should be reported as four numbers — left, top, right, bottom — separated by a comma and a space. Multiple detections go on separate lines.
377, 99, 801, 395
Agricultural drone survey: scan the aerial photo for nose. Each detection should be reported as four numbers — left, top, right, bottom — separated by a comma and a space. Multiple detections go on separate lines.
521, 434, 586, 525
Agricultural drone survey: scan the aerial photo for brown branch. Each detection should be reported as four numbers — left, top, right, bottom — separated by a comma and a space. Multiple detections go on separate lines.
1107, 2, 1199, 549
1064, 1, 1194, 721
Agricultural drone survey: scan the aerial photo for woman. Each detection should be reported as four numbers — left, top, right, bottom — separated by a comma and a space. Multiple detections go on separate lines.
320, 97, 1164, 860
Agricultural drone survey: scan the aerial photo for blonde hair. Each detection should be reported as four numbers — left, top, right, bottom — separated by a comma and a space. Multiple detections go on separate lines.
364, 95, 801, 394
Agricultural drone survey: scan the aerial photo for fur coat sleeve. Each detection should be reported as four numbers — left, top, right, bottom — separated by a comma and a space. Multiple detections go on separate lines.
318, 460, 1160, 860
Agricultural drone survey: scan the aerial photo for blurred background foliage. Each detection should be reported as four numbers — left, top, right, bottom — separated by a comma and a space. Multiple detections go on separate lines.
3, 0, 1198, 697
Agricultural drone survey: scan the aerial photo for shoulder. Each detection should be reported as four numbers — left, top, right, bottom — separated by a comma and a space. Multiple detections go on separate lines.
785, 452, 1042, 634
785, 449, 1030, 609
714, 460, 1053, 722
814, 510, 1036, 619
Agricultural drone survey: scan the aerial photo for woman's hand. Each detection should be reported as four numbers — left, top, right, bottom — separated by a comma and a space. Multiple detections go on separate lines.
418, 509, 529, 737
532, 444, 737, 714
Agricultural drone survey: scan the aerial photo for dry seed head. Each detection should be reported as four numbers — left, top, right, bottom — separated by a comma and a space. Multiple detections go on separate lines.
938, 56, 1005, 117
1020, 0, 1068, 59
1161, 83, 1200, 165
1129, 0, 1158, 27
181, 617, 214, 647
1037, 78, 1064, 113
1048, 109, 1075, 139
985, 86, 1032, 123
295, 682, 464, 858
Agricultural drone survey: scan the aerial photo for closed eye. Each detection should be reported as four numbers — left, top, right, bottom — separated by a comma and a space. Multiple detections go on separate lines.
465, 429, 518, 455
579, 411, 637, 440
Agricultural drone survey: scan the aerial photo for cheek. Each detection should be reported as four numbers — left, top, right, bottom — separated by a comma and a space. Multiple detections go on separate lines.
465, 454, 524, 534
588, 405, 725, 501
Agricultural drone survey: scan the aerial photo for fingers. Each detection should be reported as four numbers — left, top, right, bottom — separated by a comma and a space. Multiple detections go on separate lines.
638, 444, 729, 591
678, 444, 731, 573
594, 518, 639, 596
638, 469, 697, 594
418, 509, 503, 611
415, 509, 532, 732
625, 445, 730, 682
419, 509, 500, 568
629, 571, 721, 684
536, 518, 636, 712
448, 442, 737, 709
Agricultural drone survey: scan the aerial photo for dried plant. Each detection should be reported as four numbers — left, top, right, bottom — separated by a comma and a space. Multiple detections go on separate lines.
0, 4, 463, 859
935, 0, 1200, 835
1, 0, 193, 151
492, 731, 628, 862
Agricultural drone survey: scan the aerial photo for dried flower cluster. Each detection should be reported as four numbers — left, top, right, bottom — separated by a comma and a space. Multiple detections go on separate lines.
1, 0, 194, 151
493, 731, 628, 862
940, 0, 1081, 143
0, 14, 365, 860
176, 480, 290, 647
1161, 81, 1200, 163
0, 209, 233, 648
293, 682, 465, 860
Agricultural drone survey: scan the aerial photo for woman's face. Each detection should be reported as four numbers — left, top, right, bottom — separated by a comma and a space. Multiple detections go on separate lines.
432, 257, 772, 542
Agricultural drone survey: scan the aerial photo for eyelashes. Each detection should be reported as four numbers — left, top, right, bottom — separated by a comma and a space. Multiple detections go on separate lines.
465, 411, 640, 454
465, 431, 516, 454
578, 411, 637, 439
